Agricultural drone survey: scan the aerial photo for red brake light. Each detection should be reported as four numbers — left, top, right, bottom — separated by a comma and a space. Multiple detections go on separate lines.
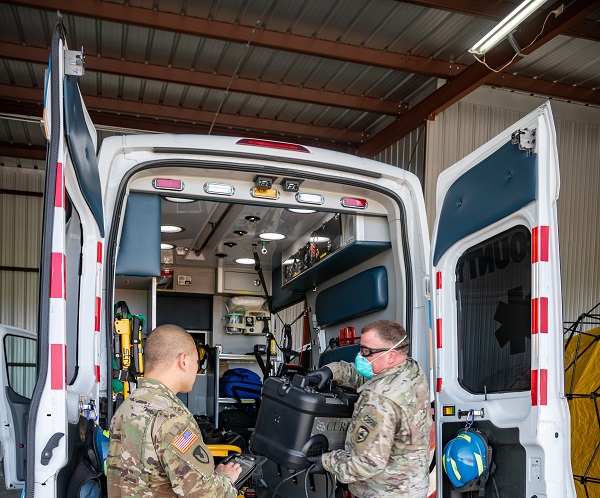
236, 138, 310, 153
152, 178, 184, 191
341, 197, 368, 209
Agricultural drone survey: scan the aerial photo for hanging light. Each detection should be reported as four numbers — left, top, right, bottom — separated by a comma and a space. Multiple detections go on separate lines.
468, 0, 550, 55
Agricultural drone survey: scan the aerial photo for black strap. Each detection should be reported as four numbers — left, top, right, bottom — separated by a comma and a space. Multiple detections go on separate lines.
252, 247, 273, 313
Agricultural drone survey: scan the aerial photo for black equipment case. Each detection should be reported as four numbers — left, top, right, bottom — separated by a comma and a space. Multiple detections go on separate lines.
250, 374, 357, 470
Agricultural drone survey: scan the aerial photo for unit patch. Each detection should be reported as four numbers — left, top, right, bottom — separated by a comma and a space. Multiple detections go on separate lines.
193, 445, 210, 464
172, 427, 198, 453
355, 425, 370, 443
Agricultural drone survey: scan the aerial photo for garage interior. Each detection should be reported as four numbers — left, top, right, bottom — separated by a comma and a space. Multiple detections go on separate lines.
0, 1, 599, 495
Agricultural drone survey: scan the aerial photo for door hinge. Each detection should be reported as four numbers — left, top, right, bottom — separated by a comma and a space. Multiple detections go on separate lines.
511, 128, 536, 155
64, 48, 86, 77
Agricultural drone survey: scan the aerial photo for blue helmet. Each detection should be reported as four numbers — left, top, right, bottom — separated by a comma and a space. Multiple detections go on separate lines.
442, 429, 489, 489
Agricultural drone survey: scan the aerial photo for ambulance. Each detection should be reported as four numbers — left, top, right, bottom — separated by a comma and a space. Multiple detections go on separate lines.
11, 17, 574, 497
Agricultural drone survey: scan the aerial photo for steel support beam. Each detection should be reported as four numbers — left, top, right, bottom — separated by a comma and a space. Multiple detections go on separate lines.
359, 0, 600, 156
0, 85, 365, 143
0, 42, 406, 116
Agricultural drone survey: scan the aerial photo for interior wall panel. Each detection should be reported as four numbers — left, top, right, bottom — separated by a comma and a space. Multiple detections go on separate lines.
423, 87, 600, 327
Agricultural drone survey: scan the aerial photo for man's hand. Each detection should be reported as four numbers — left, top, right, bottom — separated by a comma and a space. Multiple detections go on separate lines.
307, 455, 325, 474
216, 461, 242, 482
305, 366, 333, 389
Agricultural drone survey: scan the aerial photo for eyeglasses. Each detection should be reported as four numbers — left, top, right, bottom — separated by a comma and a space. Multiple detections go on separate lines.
359, 346, 393, 358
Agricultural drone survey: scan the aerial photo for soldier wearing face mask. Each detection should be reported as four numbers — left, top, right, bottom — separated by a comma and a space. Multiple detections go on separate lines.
305, 320, 431, 498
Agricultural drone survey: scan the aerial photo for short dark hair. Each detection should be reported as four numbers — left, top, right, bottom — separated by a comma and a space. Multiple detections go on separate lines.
362, 320, 409, 349
144, 324, 195, 372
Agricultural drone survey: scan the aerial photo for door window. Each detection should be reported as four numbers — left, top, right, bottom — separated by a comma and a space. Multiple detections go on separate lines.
4, 334, 37, 398
455, 225, 531, 394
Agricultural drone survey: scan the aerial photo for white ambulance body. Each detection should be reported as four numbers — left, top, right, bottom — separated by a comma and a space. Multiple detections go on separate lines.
12, 18, 573, 498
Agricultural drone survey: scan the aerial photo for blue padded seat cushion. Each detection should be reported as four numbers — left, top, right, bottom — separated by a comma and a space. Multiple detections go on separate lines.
315, 266, 388, 327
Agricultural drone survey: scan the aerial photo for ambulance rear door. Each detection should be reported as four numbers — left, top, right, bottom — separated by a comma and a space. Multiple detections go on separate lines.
26, 17, 105, 498
432, 102, 573, 498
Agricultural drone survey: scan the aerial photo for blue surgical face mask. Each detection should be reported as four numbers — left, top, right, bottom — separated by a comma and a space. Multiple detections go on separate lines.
354, 336, 407, 379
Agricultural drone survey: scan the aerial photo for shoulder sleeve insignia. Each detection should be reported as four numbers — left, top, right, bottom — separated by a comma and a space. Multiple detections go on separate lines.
172, 426, 198, 453
193, 445, 211, 464
355, 425, 370, 443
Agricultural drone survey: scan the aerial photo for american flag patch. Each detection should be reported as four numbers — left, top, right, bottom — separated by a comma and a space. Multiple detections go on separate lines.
172, 427, 198, 453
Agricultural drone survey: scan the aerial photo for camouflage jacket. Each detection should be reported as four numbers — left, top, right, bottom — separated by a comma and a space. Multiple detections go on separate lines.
321, 358, 431, 498
106, 378, 237, 498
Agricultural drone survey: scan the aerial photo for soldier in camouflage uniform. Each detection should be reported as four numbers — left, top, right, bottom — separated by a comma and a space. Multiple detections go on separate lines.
106, 324, 241, 497
306, 320, 431, 498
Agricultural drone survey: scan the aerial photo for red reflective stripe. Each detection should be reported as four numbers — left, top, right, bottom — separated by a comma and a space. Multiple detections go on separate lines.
436, 272, 442, 289
531, 369, 538, 406
97, 242, 103, 264
539, 226, 549, 262
95, 297, 101, 332
540, 369, 548, 405
95, 365, 101, 383
436, 378, 442, 392
436, 318, 442, 349
54, 162, 64, 208
51, 344, 65, 390
532, 297, 548, 335
539, 297, 548, 333
532, 226, 549, 263
50, 252, 64, 299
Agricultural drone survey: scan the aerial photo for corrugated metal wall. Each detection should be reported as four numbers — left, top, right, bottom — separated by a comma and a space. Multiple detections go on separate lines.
423, 87, 600, 326
0, 166, 44, 333
375, 117, 427, 187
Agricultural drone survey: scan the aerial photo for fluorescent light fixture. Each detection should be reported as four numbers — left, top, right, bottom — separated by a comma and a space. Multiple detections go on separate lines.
282, 259, 296, 265
468, 0, 550, 55
235, 258, 256, 265
161, 243, 174, 250
161, 225, 184, 233
288, 208, 316, 214
310, 236, 330, 243
260, 232, 286, 241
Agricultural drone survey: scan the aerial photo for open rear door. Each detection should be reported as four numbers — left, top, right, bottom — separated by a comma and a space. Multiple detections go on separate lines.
432, 103, 574, 498
26, 17, 105, 498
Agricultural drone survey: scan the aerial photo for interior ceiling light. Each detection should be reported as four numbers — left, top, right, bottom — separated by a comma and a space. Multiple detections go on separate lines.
161, 225, 184, 233
245, 215, 261, 222
282, 259, 297, 265
260, 232, 285, 241
233, 230, 248, 236
468, 0, 550, 55
288, 208, 317, 214
161, 243, 174, 250
216, 253, 228, 259
224, 242, 237, 248
164, 196, 195, 203
235, 258, 256, 265
310, 236, 330, 243
296, 192, 324, 205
